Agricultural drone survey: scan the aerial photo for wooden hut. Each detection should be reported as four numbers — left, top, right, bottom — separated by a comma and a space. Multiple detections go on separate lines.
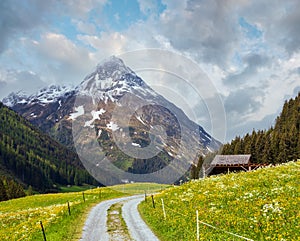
203, 154, 264, 176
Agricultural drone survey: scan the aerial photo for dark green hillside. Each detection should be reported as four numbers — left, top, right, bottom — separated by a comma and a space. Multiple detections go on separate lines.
222, 92, 300, 163
0, 102, 98, 192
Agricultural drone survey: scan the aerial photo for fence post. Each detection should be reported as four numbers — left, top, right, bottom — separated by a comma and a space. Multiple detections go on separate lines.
161, 198, 166, 220
144, 190, 147, 202
67, 201, 71, 216
40, 221, 47, 241
82, 192, 85, 202
151, 195, 155, 208
196, 210, 199, 240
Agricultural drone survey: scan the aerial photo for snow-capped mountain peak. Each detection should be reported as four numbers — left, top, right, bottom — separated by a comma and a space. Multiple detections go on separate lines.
2, 84, 76, 106
33, 84, 75, 104
79, 56, 149, 102
2, 91, 29, 107
2, 55, 221, 184
95, 56, 134, 78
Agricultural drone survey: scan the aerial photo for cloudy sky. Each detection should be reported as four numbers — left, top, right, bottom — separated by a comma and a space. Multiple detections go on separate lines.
0, 0, 300, 142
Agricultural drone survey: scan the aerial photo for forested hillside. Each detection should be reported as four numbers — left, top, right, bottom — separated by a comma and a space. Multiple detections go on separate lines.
222, 92, 300, 164
0, 102, 98, 193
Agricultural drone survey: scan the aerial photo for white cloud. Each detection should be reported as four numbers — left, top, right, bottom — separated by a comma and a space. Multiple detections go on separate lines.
157, 0, 242, 67
72, 20, 97, 35
63, 0, 107, 18
78, 32, 128, 56
23, 32, 95, 84
255, 53, 300, 119
0, 69, 46, 99
137, 0, 162, 16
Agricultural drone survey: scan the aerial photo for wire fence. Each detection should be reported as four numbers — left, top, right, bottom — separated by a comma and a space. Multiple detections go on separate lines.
8, 188, 117, 241
156, 197, 254, 241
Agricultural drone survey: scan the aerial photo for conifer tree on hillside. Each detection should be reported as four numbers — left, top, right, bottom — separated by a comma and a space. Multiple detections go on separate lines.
0, 179, 8, 201
190, 156, 204, 179
5, 179, 26, 199
0, 102, 99, 193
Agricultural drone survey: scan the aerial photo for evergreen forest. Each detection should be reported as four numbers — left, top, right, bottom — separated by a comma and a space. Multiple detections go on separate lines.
222, 93, 300, 164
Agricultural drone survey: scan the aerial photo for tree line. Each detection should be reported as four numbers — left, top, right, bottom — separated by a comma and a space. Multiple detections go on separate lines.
0, 176, 25, 201
221, 92, 300, 164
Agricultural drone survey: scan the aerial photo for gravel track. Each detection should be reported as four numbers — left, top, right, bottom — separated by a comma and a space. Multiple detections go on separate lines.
80, 195, 159, 241
122, 196, 159, 241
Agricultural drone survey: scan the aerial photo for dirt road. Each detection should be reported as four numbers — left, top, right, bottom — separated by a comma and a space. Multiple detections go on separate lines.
80, 195, 159, 241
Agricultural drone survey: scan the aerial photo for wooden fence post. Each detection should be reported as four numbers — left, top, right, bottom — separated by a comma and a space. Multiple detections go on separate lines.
82, 192, 85, 202
144, 190, 147, 202
67, 201, 71, 216
151, 195, 155, 208
161, 198, 166, 220
196, 210, 199, 240
40, 221, 47, 241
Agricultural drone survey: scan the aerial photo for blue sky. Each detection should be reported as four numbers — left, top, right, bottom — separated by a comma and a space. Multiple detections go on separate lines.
0, 0, 300, 142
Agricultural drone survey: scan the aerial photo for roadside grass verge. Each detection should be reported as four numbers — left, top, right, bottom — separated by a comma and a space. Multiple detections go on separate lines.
139, 161, 300, 240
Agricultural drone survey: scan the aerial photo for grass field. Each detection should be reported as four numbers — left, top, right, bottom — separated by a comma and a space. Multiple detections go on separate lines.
0, 182, 170, 240
139, 161, 300, 241
0, 187, 125, 240
110, 182, 172, 195
58, 184, 96, 193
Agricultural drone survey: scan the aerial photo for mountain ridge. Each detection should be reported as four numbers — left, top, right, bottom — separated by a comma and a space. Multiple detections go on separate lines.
2, 56, 221, 184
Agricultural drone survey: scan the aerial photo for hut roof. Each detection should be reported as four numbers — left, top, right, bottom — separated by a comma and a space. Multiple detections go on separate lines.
210, 155, 251, 166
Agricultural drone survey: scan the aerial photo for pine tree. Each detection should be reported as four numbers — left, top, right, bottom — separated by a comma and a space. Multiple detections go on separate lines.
5, 179, 25, 200
27, 185, 33, 196
190, 156, 204, 179
0, 179, 8, 201
233, 136, 242, 154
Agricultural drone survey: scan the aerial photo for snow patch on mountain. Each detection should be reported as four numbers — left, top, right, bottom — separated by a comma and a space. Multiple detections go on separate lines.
30, 112, 37, 118
107, 121, 119, 131
69, 106, 84, 120
97, 129, 102, 138
136, 115, 146, 125
84, 109, 106, 128
132, 143, 141, 147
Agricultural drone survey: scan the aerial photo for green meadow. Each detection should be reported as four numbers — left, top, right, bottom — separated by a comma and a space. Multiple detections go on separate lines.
0, 182, 170, 240
139, 161, 300, 240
